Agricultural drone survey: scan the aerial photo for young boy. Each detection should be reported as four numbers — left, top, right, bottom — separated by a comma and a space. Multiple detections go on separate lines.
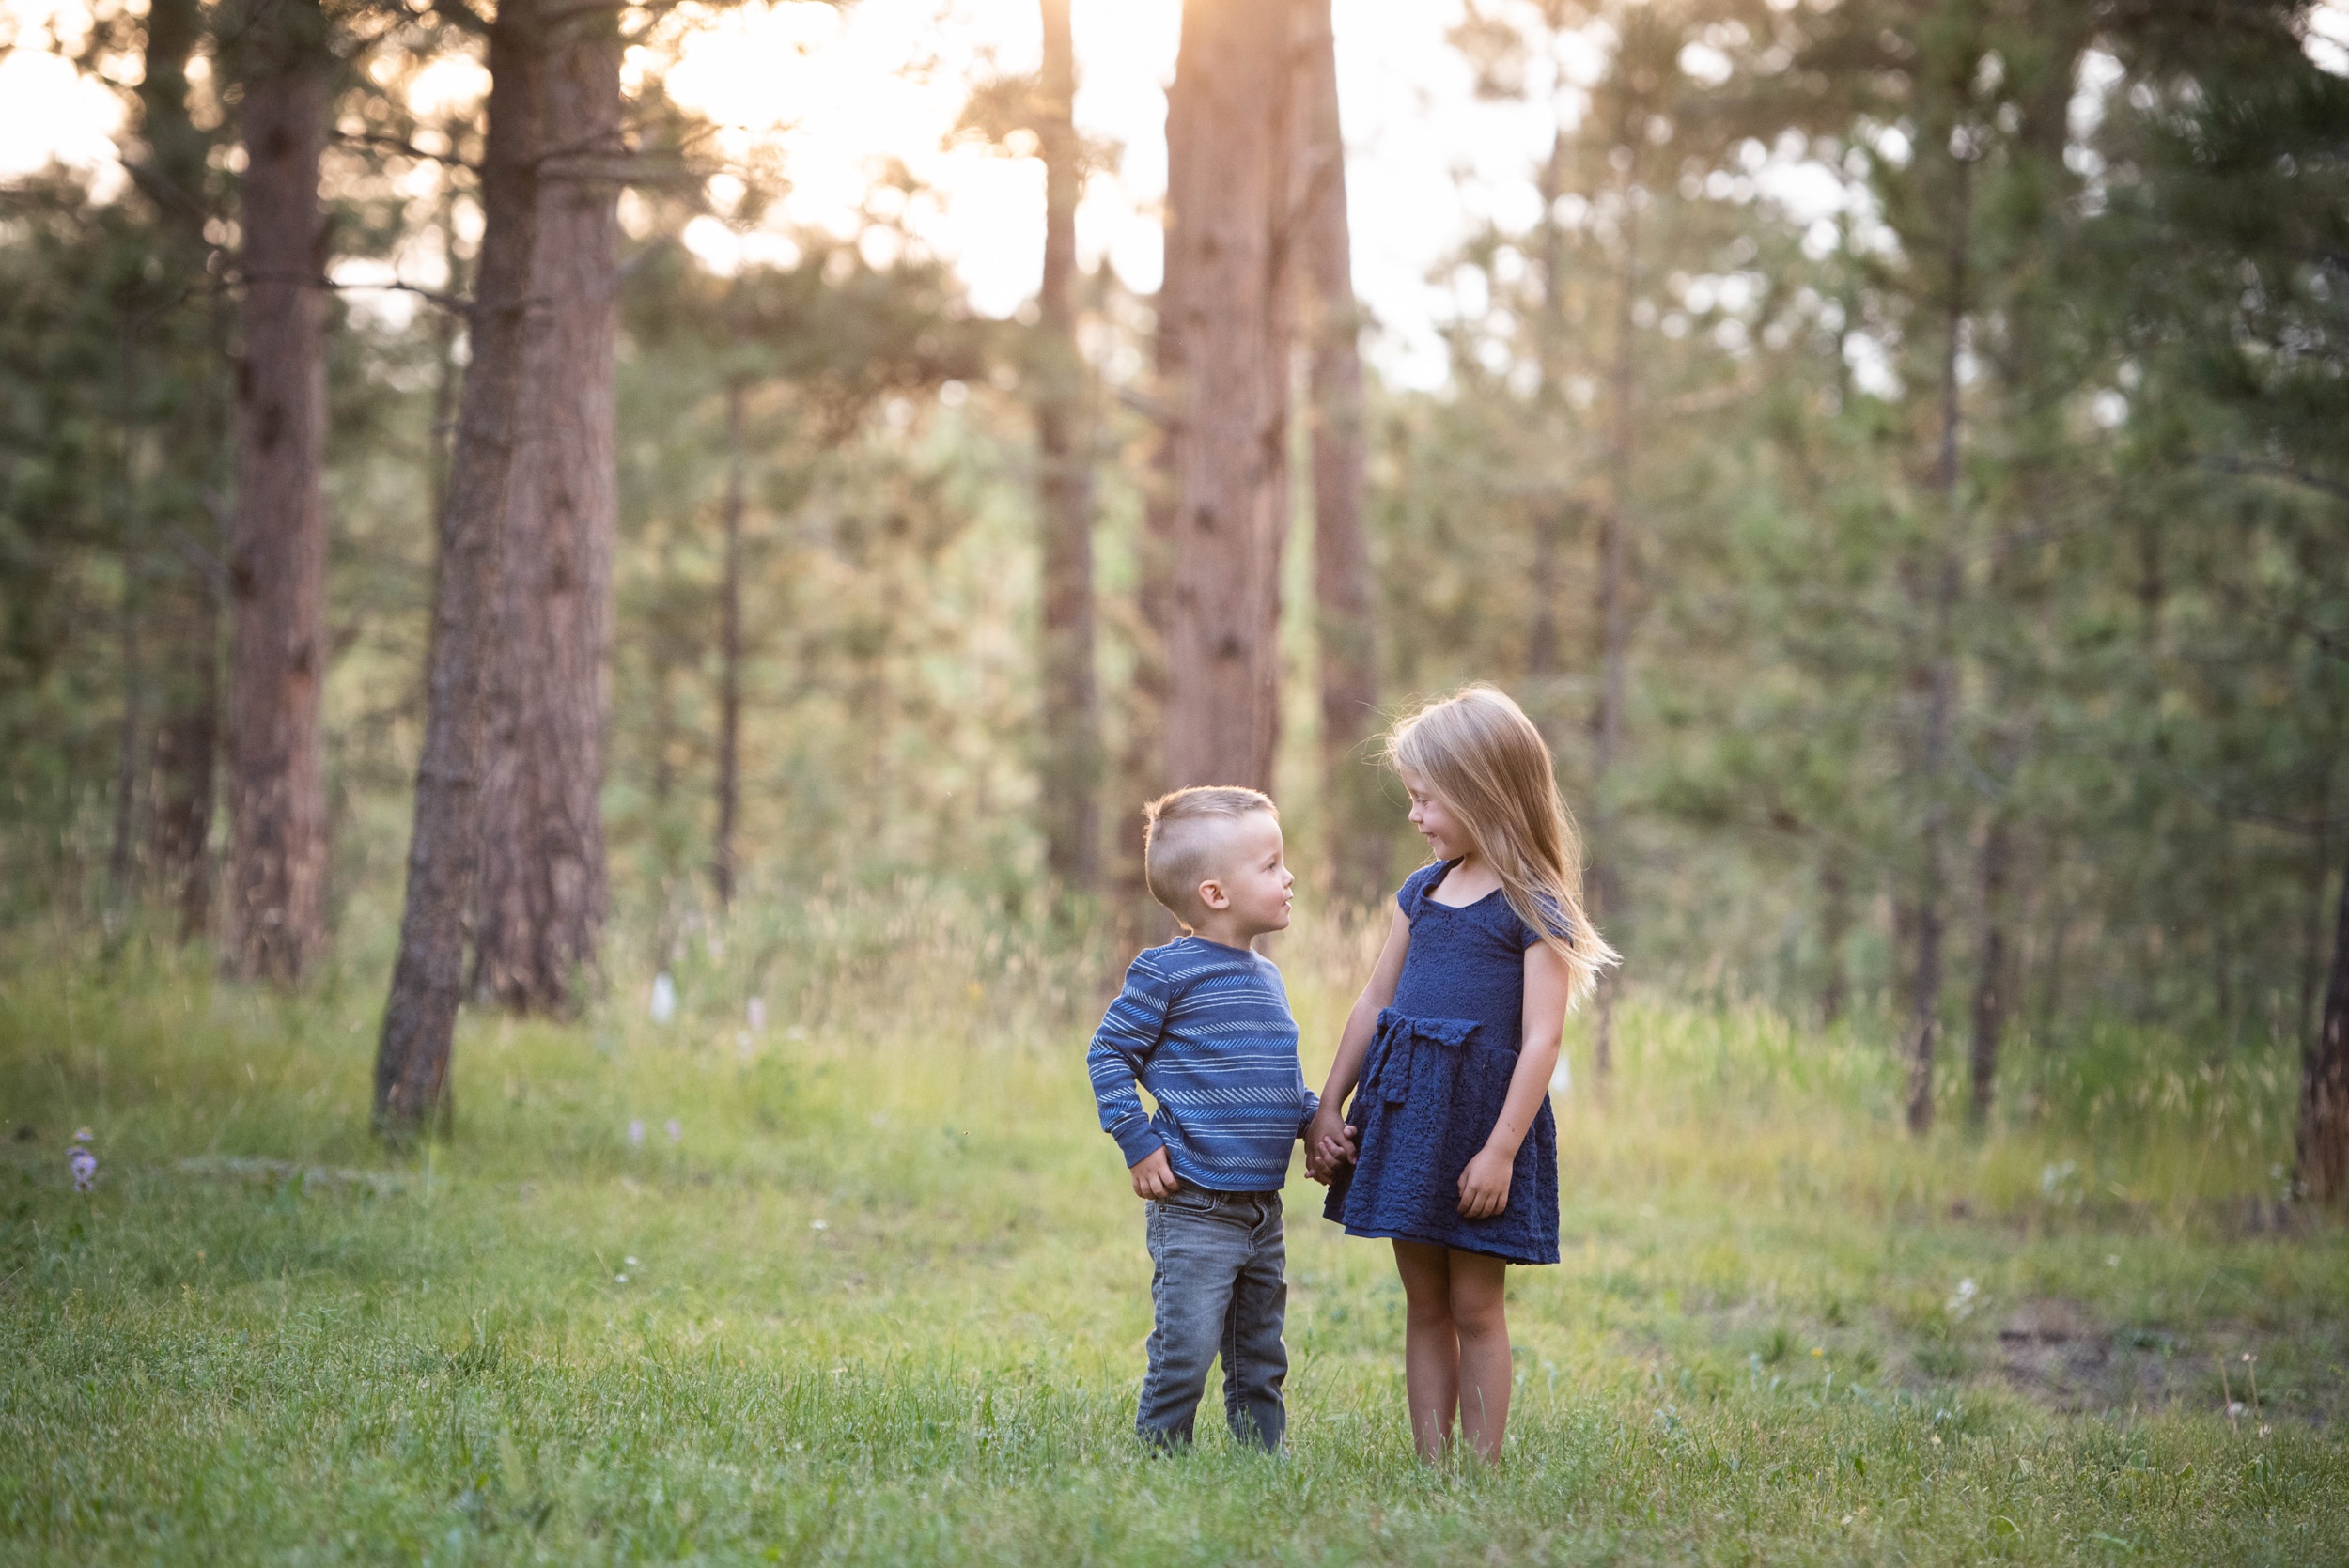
1086, 785, 1321, 1452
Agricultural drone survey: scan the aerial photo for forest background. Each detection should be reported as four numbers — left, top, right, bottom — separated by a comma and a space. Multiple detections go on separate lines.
5, 0, 2349, 1560
4, 0, 2344, 1152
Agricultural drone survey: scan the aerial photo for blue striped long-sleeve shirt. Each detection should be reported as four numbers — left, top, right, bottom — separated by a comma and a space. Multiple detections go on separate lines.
1086, 936, 1319, 1193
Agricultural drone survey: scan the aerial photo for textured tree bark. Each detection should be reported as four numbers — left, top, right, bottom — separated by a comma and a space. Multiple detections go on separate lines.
147, 586, 219, 938
2296, 838, 2349, 1203
225, 0, 330, 982
1296, 0, 1380, 906
472, 17, 619, 1012
108, 489, 144, 901
1818, 851, 1850, 1026
1524, 129, 1573, 724
1034, 0, 1101, 894
1115, 214, 1179, 939
1159, 0, 1298, 794
375, 0, 549, 1133
710, 379, 745, 908
1968, 812, 2013, 1126
138, 0, 233, 940
1905, 149, 1973, 1138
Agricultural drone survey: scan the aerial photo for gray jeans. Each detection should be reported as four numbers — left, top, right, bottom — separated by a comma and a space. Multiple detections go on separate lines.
1138, 1187, 1288, 1451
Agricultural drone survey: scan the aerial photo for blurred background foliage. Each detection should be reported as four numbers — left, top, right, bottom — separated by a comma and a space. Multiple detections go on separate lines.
1, 0, 2342, 1084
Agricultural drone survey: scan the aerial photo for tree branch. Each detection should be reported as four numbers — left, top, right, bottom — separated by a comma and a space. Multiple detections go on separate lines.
242, 267, 471, 314
336, 131, 480, 173
2193, 452, 2349, 507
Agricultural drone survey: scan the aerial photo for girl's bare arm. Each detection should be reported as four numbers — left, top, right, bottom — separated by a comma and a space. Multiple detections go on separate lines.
1307, 908, 1413, 1165
1456, 940, 1573, 1218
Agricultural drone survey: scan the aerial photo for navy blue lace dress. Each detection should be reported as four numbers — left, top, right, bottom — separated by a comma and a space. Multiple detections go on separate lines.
1322, 860, 1562, 1264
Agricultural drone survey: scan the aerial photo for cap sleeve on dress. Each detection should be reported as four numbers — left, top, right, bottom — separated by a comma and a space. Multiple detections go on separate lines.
1516, 893, 1575, 950
1395, 861, 1446, 920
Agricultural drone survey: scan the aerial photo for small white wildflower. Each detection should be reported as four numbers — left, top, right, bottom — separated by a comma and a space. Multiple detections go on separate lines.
809, 1219, 829, 1232
747, 997, 767, 1033
649, 972, 677, 1025
665, 1119, 682, 1143
627, 1120, 646, 1147
69, 1146, 97, 1192
1946, 1278, 1979, 1320
624, 1256, 640, 1267
2106, 1254, 2120, 1268
2228, 1401, 2247, 1418
615, 1273, 629, 1283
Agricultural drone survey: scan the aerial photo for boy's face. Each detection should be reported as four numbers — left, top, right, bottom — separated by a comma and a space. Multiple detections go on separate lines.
1197, 812, 1294, 938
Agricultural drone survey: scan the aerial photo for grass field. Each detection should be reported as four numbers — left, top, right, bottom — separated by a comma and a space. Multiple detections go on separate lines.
4, 894, 2346, 1564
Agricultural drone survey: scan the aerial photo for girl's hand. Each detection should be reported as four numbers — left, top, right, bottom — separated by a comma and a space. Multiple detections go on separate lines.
1457, 1145, 1514, 1219
1305, 1108, 1355, 1175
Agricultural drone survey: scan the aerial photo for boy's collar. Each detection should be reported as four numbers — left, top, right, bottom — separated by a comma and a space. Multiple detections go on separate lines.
1177, 930, 1258, 955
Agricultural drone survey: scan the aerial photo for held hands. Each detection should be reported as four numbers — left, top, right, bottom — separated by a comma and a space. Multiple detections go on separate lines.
1129, 1146, 1180, 1200
1457, 1144, 1515, 1219
1304, 1107, 1358, 1182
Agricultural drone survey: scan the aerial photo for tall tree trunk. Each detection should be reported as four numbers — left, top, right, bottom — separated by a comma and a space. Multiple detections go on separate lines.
1159, 0, 1298, 794
225, 0, 331, 981
1034, 0, 1101, 894
710, 378, 746, 908
374, 0, 550, 1133
1524, 128, 1574, 725
148, 561, 221, 938
109, 445, 144, 901
1905, 149, 1972, 1138
1968, 810, 2013, 1126
1588, 145, 1639, 1084
2297, 837, 2349, 1203
427, 149, 469, 526
137, 0, 231, 939
472, 16, 619, 1013
1818, 849, 1850, 1026
1296, 0, 1379, 906
2306, 823, 2336, 1051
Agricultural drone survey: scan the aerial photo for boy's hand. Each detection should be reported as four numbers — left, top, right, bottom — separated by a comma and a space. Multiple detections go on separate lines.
1129, 1146, 1179, 1200
1456, 1144, 1514, 1219
1304, 1107, 1356, 1178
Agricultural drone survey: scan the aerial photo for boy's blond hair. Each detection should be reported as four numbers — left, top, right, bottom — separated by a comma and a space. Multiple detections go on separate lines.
1142, 786, 1278, 927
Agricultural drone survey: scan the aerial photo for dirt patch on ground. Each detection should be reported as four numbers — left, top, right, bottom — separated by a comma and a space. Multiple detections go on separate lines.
1994, 1298, 2200, 1415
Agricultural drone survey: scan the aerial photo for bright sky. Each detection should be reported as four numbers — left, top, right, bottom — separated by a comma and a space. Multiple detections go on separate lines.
6, 0, 2346, 388
0, 0, 1559, 384
640, 0, 1572, 385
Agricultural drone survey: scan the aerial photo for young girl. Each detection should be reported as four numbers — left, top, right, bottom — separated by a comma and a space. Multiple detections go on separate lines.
1307, 684, 1616, 1462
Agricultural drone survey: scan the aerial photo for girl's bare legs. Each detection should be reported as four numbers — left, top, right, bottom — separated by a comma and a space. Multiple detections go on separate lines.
1447, 1250, 1512, 1460
1392, 1240, 1459, 1458
1391, 1240, 1514, 1462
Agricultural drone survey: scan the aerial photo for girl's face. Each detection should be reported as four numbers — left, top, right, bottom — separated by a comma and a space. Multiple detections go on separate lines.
1400, 768, 1471, 862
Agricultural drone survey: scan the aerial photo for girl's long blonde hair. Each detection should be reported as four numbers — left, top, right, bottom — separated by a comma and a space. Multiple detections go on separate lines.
1385, 683, 1621, 1006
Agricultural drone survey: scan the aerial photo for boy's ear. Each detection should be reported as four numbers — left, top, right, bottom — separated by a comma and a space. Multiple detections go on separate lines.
1195, 877, 1232, 912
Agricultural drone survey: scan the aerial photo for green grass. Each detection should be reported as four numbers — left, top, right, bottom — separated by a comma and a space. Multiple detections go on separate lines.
3, 900, 2345, 1564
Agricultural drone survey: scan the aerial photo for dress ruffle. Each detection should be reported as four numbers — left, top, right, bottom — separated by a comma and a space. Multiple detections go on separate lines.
1322, 1006, 1560, 1264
